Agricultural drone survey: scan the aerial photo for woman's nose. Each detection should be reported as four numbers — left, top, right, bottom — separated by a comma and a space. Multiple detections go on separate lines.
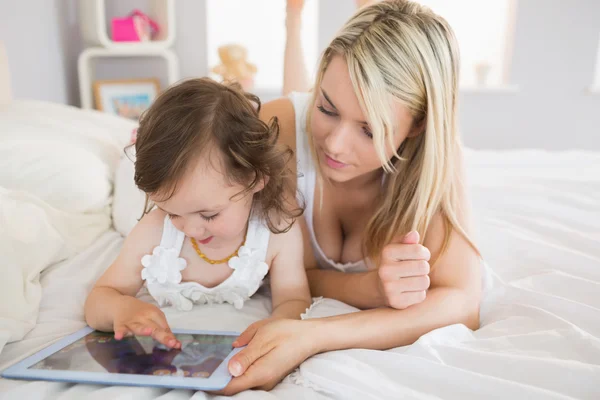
324, 122, 352, 155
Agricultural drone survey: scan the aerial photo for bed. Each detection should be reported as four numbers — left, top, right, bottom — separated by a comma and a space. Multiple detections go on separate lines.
1, 44, 599, 399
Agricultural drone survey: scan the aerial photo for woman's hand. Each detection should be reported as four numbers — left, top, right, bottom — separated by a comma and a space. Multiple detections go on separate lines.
376, 231, 431, 309
113, 296, 180, 349
214, 318, 320, 396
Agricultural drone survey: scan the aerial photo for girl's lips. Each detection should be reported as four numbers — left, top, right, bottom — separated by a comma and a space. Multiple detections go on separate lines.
198, 236, 213, 244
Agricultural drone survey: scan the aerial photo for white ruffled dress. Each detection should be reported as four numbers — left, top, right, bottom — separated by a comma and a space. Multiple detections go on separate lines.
140, 214, 270, 311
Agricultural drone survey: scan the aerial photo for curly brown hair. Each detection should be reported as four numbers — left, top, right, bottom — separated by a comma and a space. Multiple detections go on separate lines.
133, 77, 303, 233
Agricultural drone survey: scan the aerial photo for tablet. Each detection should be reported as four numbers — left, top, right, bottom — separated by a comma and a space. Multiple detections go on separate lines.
1, 326, 243, 391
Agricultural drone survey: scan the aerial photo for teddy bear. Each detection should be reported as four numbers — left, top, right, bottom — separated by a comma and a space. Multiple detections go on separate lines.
211, 44, 257, 91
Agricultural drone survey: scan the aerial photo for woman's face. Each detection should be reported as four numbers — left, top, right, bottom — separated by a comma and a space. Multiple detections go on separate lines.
310, 55, 417, 184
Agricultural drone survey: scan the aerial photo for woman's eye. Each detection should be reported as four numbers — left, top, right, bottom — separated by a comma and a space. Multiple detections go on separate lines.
168, 214, 179, 219
317, 105, 337, 117
363, 127, 373, 139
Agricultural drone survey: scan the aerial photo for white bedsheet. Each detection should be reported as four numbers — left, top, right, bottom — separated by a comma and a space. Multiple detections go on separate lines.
1, 149, 599, 399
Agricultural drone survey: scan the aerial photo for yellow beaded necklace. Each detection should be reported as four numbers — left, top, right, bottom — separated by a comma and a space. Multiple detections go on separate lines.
190, 232, 247, 265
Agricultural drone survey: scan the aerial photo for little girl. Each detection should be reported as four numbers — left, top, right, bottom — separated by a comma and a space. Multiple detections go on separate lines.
85, 78, 311, 349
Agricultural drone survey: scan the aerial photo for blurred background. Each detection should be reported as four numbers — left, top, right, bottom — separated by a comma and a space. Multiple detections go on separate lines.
1, 0, 599, 150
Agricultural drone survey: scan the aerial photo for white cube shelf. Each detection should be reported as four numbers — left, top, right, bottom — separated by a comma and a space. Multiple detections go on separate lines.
78, 47, 180, 110
79, 0, 176, 50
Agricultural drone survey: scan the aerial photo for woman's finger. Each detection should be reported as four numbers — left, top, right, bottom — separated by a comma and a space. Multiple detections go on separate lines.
233, 322, 260, 348
382, 275, 430, 295
378, 260, 430, 281
381, 243, 431, 263
217, 351, 277, 396
386, 290, 427, 310
215, 366, 261, 396
228, 339, 270, 378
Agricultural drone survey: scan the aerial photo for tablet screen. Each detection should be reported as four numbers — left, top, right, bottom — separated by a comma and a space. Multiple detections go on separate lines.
28, 331, 235, 378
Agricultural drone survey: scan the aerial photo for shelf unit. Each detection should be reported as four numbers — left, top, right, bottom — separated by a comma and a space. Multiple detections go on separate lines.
77, 0, 179, 110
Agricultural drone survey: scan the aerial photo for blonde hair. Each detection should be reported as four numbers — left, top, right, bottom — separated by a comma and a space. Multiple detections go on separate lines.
307, 0, 478, 264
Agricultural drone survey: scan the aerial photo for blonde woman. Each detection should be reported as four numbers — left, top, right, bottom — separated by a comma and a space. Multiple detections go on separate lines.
219, 0, 483, 394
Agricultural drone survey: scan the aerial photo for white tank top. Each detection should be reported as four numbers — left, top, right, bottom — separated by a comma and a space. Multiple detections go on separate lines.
140, 212, 271, 311
289, 91, 370, 273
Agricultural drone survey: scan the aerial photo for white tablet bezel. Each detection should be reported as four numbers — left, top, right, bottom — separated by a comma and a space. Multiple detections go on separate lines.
1, 326, 243, 391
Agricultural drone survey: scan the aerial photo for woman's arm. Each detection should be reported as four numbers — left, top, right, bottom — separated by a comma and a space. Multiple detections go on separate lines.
315, 224, 481, 351
220, 175, 482, 393
218, 221, 481, 395
306, 228, 432, 310
283, 0, 311, 95
306, 269, 380, 309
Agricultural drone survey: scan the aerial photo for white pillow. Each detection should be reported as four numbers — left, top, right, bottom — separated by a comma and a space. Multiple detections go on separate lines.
0, 100, 136, 213
0, 188, 110, 352
0, 140, 112, 213
112, 147, 147, 237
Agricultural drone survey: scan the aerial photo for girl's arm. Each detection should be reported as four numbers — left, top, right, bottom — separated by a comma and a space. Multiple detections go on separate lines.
84, 210, 166, 331
266, 221, 312, 320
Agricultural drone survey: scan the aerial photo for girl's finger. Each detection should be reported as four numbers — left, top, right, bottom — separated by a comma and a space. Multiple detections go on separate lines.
151, 327, 179, 348
128, 322, 153, 336
148, 313, 180, 348
114, 326, 130, 340
148, 310, 170, 331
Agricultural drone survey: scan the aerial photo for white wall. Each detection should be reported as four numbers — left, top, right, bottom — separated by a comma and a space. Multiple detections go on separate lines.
459, 0, 600, 150
1, 0, 599, 150
0, 0, 81, 105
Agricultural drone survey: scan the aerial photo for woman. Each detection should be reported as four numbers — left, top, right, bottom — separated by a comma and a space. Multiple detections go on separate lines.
220, 0, 483, 394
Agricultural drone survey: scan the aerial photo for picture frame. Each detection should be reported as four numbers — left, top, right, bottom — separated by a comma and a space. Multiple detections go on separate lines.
93, 78, 160, 120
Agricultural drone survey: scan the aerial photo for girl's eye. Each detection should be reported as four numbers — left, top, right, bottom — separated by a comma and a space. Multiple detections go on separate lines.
317, 105, 337, 117
201, 213, 219, 222
363, 127, 373, 139
168, 214, 179, 219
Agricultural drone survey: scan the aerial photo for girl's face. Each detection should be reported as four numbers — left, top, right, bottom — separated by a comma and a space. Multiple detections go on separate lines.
150, 151, 260, 249
311, 55, 418, 183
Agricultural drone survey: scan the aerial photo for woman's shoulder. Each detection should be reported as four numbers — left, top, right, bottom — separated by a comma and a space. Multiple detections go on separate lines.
260, 92, 310, 153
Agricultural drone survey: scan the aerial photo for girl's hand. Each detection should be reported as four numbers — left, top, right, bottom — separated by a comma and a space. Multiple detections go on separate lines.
214, 318, 319, 395
376, 231, 431, 309
113, 296, 180, 349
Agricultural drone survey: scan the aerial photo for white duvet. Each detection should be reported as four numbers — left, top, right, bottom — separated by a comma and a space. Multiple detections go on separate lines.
0, 149, 598, 400
0, 100, 599, 399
